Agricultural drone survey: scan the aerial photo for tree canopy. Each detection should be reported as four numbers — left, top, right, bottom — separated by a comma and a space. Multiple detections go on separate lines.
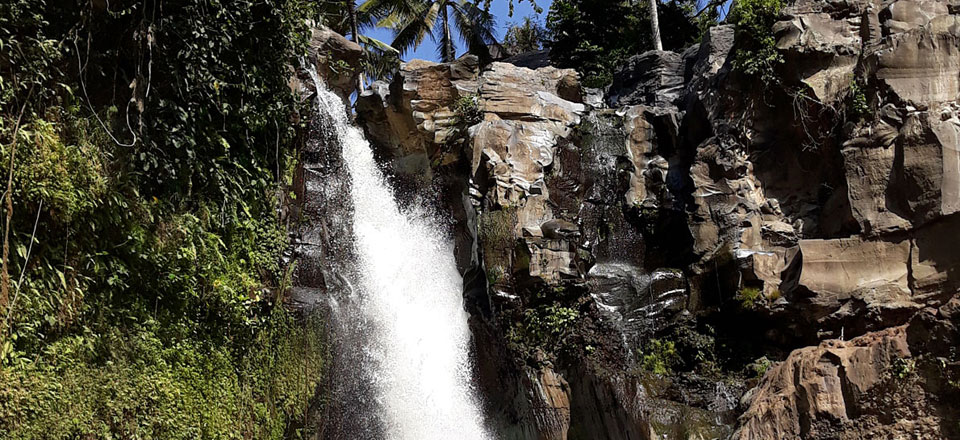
546, 0, 717, 87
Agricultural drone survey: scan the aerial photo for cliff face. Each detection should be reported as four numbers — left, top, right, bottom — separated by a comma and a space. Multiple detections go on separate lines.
354, 1, 960, 438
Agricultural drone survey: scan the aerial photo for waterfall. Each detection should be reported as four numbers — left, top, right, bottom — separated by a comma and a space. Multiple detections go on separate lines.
309, 73, 491, 440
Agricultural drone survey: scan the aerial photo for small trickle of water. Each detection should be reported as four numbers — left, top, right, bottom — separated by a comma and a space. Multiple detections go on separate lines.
309, 72, 491, 440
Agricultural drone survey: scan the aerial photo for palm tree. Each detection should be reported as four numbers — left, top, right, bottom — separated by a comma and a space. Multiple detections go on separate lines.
368, 0, 497, 63
319, 0, 401, 88
649, 0, 663, 51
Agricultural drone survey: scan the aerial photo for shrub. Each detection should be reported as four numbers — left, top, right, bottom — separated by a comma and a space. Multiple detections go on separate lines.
730, 0, 785, 86
0, 0, 325, 436
748, 356, 773, 378
6, 117, 107, 223
640, 338, 680, 375
546, 0, 706, 87
736, 286, 763, 309
453, 94, 483, 126
507, 303, 580, 356
891, 357, 916, 380
479, 207, 518, 281
502, 17, 547, 55
0, 310, 325, 439
846, 79, 870, 121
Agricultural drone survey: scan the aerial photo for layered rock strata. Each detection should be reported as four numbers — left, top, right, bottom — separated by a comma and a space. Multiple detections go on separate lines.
351, 1, 960, 437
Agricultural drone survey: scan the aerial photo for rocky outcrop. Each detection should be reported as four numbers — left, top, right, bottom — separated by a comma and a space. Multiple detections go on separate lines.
733, 326, 915, 440
608, 51, 685, 109
306, 26, 362, 103
354, 1, 960, 438
734, 297, 960, 440
290, 28, 378, 438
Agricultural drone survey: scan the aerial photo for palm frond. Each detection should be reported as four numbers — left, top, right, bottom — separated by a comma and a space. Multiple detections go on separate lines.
387, 1, 442, 57
359, 34, 401, 54
450, 0, 496, 62
361, 0, 423, 23
359, 35, 401, 81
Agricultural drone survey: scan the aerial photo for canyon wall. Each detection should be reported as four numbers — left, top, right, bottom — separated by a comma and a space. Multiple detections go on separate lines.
348, 0, 960, 438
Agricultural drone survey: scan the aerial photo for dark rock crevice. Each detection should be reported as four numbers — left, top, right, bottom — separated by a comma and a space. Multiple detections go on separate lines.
349, 2, 960, 437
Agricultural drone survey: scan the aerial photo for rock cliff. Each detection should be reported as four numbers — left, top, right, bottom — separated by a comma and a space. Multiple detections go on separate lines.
351, 1, 960, 438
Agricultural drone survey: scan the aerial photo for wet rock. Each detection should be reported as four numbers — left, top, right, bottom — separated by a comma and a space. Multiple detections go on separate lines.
306, 26, 362, 104
353, 3, 960, 436
540, 219, 579, 239
608, 51, 685, 109
588, 265, 688, 342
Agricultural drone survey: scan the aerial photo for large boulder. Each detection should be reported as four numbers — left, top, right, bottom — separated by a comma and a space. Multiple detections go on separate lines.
733, 326, 920, 440
735, 296, 960, 440
306, 26, 362, 104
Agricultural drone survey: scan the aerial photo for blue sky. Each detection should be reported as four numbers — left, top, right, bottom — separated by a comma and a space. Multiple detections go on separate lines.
359, 0, 732, 63
362, 0, 544, 63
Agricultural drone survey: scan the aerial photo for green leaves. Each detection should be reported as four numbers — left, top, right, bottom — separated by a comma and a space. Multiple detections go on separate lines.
501, 16, 546, 55
0, 313, 325, 440
729, 0, 785, 86
640, 339, 680, 375
507, 302, 580, 359
546, 0, 705, 87
0, 1, 321, 437
453, 94, 482, 125
372, 0, 496, 63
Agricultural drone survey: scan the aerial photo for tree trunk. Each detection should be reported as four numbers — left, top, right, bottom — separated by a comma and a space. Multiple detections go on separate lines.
649, 0, 663, 51
441, 3, 455, 63
347, 0, 365, 91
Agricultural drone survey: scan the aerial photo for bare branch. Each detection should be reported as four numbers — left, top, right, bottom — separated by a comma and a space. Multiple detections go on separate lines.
1, 84, 34, 322
3, 199, 43, 335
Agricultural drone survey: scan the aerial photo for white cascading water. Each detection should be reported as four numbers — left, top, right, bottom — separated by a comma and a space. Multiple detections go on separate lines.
310, 73, 491, 440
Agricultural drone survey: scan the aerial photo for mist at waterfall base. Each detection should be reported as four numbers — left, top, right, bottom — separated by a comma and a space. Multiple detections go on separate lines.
309, 73, 491, 440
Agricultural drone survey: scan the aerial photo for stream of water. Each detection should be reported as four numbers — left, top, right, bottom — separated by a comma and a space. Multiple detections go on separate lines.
310, 74, 491, 440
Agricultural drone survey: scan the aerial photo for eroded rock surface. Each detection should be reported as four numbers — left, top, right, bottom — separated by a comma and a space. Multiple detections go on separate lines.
353, 2, 960, 437
305, 26, 362, 103
734, 326, 915, 440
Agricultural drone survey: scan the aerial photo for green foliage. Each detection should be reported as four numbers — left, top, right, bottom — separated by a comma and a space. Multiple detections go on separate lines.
640, 338, 680, 375
502, 17, 547, 55
373, 0, 497, 63
0, 310, 325, 439
546, 0, 641, 87
479, 207, 517, 282
472, 0, 543, 17
847, 79, 870, 121
5, 116, 108, 223
508, 303, 580, 354
672, 323, 720, 375
0, 0, 325, 436
747, 356, 773, 379
730, 0, 785, 86
453, 94, 482, 126
316, 1, 400, 83
546, 0, 706, 87
891, 357, 916, 380
736, 286, 762, 309
0, 0, 66, 111
486, 265, 505, 286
